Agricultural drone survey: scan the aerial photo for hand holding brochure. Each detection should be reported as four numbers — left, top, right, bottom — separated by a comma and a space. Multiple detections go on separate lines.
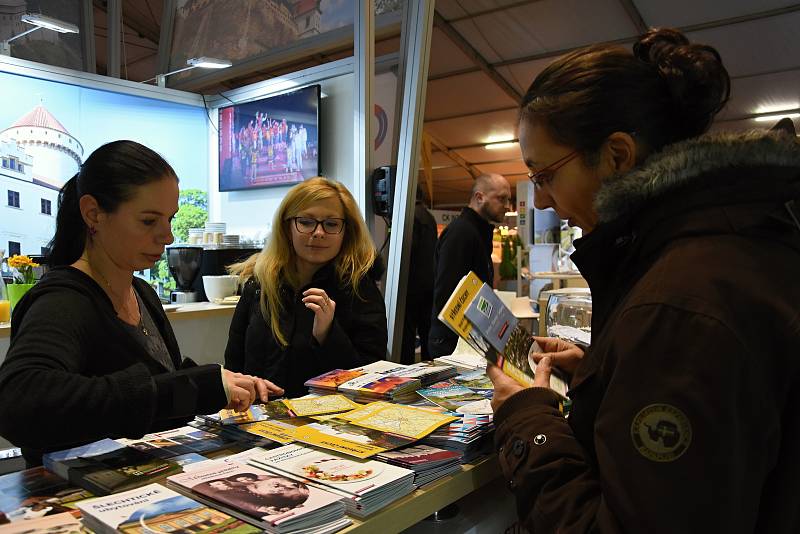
438, 272, 569, 396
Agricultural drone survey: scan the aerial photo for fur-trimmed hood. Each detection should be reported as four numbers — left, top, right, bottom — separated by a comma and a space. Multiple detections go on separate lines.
595, 130, 800, 223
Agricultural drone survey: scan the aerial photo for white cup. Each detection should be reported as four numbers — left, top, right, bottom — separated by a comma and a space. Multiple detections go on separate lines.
202, 275, 238, 302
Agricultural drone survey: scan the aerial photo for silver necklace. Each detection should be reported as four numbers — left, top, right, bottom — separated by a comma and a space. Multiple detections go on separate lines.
79, 256, 150, 336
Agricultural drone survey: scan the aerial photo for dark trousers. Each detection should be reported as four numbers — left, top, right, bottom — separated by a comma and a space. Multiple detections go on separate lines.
400, 290, 433, 364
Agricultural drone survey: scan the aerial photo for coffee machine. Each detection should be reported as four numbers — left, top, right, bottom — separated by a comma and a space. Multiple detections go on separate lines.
167, 245, 203, 303
189, 247, 257, 301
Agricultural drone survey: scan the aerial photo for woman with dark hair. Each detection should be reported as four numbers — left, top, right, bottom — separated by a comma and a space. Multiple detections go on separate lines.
0, 140, 282, 466
488, 28, 800, 532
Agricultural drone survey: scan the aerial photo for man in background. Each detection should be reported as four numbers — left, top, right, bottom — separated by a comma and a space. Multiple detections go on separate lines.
428, 173, 511, 358
400, 188, 438, 364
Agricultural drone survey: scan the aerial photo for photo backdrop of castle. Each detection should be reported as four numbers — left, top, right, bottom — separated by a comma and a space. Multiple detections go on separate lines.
0, 70, 208, 256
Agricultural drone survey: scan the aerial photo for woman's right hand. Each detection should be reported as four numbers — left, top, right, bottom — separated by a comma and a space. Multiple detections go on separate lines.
529, 336, 584, 375
222, 370, 285, 412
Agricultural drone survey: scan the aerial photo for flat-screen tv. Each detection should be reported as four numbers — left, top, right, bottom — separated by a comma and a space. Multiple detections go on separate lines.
218, 84, 320, 192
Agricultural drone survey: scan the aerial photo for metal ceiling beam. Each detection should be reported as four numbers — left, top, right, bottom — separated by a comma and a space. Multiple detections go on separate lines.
81, 0, 96, 73
156, 0, 175, 76
432, 11, 522, 104
617, 0, 648, 33
106, 0, 121, 78
425, 132, 481, 178
445, 0, 543, 24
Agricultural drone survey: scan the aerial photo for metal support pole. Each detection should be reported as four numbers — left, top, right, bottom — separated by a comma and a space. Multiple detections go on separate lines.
354, 0, 375, 230
81, 0, 96, 73
157, 0, 176, 79
106, 0, 121, 78
384, 0, 434, 361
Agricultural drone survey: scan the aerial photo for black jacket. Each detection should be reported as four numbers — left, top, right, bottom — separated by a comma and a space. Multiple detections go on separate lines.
494, 131, 800, 533
224, 263, 387, 398
0, 267, 228, 466
429, 207, 495, 356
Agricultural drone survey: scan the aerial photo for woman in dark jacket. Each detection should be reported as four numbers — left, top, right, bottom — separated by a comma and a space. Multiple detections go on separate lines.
225, 177, 387, 398
488, 29, 800, 533
0, 141, 280, 466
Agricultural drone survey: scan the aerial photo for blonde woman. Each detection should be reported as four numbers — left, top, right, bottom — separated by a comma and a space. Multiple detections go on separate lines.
224, 177, 387, 397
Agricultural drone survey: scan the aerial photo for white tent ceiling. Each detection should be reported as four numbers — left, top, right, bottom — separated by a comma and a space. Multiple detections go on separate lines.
96, 0, 800, 207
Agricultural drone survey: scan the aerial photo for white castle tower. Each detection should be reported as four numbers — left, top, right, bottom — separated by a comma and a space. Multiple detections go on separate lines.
0, 103, 83, 186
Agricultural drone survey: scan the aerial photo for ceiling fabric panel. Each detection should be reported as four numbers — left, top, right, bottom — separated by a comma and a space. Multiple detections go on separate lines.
425, 108, 521, 148
633, 0, 799, 28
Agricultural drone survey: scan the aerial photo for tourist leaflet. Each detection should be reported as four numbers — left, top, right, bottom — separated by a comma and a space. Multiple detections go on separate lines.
247, 444, 415, 517
166, 462, 347, 533
116, 425, 237, 458
76, 483, 259, 534
0, 466, 93, 522
416, 385, 489, 413
440, 272, 569, 396
282, 395, 360, 417
0, 511, 82, 534
42, 439, 180, 496
303, 369, 365, 393
291, 403, 457, 459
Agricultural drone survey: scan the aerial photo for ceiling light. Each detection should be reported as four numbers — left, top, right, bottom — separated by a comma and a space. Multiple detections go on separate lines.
187, 57, 232, 69
21, 14, 78, 33
754, 103, 800, 115
143, 56, 233, 87
485, 141, 518, 150
1, 13, 78, 56
754, 112, 799, 123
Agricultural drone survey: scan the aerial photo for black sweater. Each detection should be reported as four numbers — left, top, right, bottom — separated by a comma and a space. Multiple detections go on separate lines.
0, 267, 228, 465
224, 263, 388, 398
429, 207, 495, 356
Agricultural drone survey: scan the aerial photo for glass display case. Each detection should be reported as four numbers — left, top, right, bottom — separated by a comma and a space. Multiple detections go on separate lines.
545, 288, 592, 345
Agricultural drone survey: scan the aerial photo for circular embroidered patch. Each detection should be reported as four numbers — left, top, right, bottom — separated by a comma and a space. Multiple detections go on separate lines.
630, 404, 692, 462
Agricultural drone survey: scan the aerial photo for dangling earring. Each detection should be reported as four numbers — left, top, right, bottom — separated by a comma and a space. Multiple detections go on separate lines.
88, 226, 97, 236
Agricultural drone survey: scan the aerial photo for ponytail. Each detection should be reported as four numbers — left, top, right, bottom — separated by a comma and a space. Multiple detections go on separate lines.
46, 173, 86, 267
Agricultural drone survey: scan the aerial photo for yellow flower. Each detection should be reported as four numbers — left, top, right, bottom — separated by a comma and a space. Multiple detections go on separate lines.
8, 255, 39, 284
8, 255, 39, 270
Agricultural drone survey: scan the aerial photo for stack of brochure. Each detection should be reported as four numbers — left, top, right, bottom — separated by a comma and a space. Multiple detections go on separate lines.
304, 369, 366, 395
336, 373, 421, 403
421, 414, 494, 463
77, 483, 261, 534
356, 360, 459, 388
248, 444, 416, 517
304, 369, 422, 402
376, 444, 463, 487
416, 384, 492, 415
43, 439, 181, 496
167, 463, 350, 533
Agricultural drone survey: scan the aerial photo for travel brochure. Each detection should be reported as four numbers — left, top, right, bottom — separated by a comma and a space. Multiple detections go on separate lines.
0, 467, 92, 523
416, 385, 491, 414
439, 272, 569, 397
0, 511, 82, 534
247, 444, 415, 517
42, 439, 180, 496
76, 483, 260, 534
282, 395, 360, 417
167, 462, 348, 533
116, 426, 237, 458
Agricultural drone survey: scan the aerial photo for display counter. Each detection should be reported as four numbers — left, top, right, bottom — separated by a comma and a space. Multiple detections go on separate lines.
0, 302, 236, 365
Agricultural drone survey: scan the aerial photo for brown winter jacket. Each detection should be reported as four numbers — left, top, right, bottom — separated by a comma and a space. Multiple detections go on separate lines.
494, 130, 800, 533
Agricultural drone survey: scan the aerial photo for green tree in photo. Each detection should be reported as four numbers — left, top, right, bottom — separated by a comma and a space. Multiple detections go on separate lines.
150, 189, 208, 295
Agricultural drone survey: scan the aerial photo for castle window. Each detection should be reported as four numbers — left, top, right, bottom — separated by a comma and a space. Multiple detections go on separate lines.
41, 198, 51, 215
8, 158, 16, 171
8, 190, 20, 208
8, 241, 20, 257
1, 158, 7, 168
306, 16, 310, 27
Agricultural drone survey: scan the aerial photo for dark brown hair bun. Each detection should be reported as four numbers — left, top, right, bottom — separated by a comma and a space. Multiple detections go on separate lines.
634, 28, 730, 140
